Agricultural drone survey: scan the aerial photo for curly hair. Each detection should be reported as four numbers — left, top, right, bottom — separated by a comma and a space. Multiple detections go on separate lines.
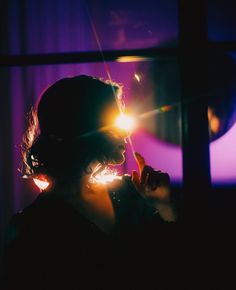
21, 75, 123, 184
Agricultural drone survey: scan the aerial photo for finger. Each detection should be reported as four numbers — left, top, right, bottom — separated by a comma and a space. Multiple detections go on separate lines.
141, 165, 154, 185
158, 172, 170, 186
146, 171, 171, 190
147, 172, 159, 190
131, 170, 141, 191
144, 172, 149, 186
134, 152, 146, 175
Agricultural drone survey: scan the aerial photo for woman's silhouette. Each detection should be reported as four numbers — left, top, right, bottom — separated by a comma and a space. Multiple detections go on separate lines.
4, 75, 177, 290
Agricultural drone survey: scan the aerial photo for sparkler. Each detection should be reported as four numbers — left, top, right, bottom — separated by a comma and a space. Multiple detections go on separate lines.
89, 166, 122, 184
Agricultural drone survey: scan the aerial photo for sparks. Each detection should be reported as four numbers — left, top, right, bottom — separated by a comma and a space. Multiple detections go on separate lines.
89, 168, 122, 184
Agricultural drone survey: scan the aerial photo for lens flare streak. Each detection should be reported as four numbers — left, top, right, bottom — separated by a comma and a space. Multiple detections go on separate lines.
139, 104, 174, 120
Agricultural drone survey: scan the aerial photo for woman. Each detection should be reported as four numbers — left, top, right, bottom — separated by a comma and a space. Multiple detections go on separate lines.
4, 75, 177, 290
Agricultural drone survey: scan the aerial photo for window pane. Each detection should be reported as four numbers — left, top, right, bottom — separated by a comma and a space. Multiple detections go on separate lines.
208, 0, 236, 41
208, 53, 236, 186
87, 0, 178, 50
5, 0, 178, 55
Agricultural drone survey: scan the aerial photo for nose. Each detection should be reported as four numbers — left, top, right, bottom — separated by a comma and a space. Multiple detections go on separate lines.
121, 129, 131, 139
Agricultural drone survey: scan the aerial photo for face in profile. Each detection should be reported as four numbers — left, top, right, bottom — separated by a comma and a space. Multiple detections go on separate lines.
100, 99, 130, 166
104, 129, 128, 165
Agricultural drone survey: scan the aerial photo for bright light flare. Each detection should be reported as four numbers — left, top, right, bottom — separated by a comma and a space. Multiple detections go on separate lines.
134, 73, 141, 82
89, 168, 121, 184
33, 175, 50, 191
115, 114, 136, 132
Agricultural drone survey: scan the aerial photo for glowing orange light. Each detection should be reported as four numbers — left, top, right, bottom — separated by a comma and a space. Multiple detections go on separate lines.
117, 56, 149, 63
115, 113, 136, 132
33, 176, 50, 190
208, 107, 221, 134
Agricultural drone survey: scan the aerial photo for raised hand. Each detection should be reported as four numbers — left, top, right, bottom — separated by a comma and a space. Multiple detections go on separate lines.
131, 152, 177, 222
